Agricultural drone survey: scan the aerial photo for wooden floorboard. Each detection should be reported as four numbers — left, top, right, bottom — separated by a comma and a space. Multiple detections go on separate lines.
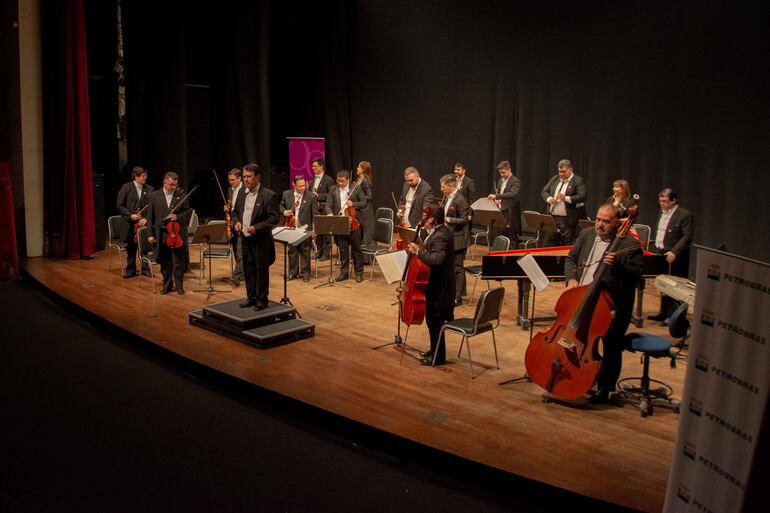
22, 245, 686, 512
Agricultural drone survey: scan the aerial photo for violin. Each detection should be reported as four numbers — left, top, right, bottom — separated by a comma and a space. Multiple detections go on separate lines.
398, 206, 433, 326
212, 170, 232, 239
163, 186, 198, 249
132, 204, 149, 243
286, 203, 297, 228
340, 179, 362, 231
523, 202, 640, 400
391, 191, 408, 250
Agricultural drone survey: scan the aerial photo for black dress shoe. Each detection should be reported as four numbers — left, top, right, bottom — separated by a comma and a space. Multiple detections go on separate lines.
141, 269, 152, 277
160, 288, 171, 295
239, 299, 256, 308
335, 274, 349, 282
123, 270, 137, 279
647, 312, 667, 321
419, 350, 434, 358
420, 357, 445, 366
453, 298, 463, 307
355, 274, 364, 283
230, 278, 242, 286
254, 302, 268, 311
177, 288, 185, 295
287, 274, 296, 281
303, 275, 310, 282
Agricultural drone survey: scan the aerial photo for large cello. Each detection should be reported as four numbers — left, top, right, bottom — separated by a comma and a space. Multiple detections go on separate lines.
398, 206, 433, 326
524, 203, 639, 400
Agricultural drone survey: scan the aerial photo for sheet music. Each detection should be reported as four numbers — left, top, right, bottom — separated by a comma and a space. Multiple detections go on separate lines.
375, 250, 408, 284
272, 226, 312, 246
470, 197, 500, 212
517, 253, 550, 292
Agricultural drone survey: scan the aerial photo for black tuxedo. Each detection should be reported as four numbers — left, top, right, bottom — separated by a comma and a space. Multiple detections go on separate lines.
280, 189, 314, 277
652, 205, 694, 315
399, 180, 435, 227
310, 173, 335, 257
227, 185, 245, 281
565, 228, 643, 393
357, 177, 375, 250
456, 175, 476, 206
232, 185, 280, 304
417, 224, 455, 363
145, 188, 191, 293
442, 192, 470, 300
541, 173, 587, 245
325, 185, 367, 277
116, 181, 154, 273
494, 175, 522, 243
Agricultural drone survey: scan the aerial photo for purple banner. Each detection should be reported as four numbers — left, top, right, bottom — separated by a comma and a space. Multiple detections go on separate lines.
288, 137, 324, 190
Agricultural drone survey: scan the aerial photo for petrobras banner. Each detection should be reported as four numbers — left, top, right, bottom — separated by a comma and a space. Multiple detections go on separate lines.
664, 247, 769, 513
288, 137, 324, 190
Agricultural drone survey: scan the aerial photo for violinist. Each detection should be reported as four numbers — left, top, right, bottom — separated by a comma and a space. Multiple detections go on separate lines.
565, 204, 643, 404
310, 158, 335, 261
355, 161, 375, 254
116, 166, 153, 278
145, 172, 191, 295
232, 164, 280, 311
398, 167, 434, 228
226, 168, 245, 286
407, 207, 455, 366
324, 169, 366, 283
280, 176, 314, 282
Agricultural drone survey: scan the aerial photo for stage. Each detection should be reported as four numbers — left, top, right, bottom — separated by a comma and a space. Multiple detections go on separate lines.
22, 244, 686, 512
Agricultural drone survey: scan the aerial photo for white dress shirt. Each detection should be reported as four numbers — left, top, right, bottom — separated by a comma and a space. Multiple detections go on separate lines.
242, 184, 260, 236
655, 204, 678, 249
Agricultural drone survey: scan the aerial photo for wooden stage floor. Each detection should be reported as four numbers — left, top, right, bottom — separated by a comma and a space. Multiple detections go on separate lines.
23, 245, 686, 512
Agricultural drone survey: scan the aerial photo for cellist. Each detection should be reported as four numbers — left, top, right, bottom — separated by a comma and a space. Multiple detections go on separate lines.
146, 172, 191, 295
324, 170, 366, 283
407, 206, 455, 366
565, 203, 643, 404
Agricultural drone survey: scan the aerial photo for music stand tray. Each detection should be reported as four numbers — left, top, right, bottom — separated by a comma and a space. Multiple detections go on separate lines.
523, 212, 558, 247
191, 223, 231, 298
273, 227, 313, 312
313, 215, 351, 288
394, 225, 418, 246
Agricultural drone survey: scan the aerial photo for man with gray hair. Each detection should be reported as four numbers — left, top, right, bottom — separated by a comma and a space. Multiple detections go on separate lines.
440, 174, 470, 306
541, 159, 587, 246
398, 167, 435, 228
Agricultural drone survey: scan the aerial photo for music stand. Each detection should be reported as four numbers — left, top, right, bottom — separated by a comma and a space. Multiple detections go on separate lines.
523, 212, 558, 248
473, 208, 508, 248
394, 225, 418, 246
192, 223, 231, 299
313, 215, 351, 289
273, 227, 313, 312
578, 219, 593, 231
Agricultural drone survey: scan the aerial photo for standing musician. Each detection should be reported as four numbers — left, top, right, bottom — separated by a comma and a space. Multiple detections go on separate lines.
648, 188, 694, 321
398, 167, 435, 228
280, 175, 314, 282
310, 158, 335, 261
325, 169, 366, 283
231, 164, 280, 311
225, 168, 245, 286
439, 174, 470, 306
145, 172, 191, 295
541, 159, 587, 246
565, 204, 643, 404
355, 161, 375, 253
487, 160, 522, 246
453, 162, 476, 207
116, 166, 153, 278
407, 207, 455, 366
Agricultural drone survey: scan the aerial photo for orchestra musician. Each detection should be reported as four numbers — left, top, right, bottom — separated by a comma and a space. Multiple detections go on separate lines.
325, 169, 367, 283
439, 174, 470, 306
232, 164, 280, 310
226, 168, 245, 286
565, 204, 643, 404
398, 167, 435, 228
487, 160, 522, 245
310, 158, 335, 261
606, 179, 633, 218
648, 188, 694, 322
407, 207, 455, 366
116, 166, 153, 278
280, 175, 314, 282
355, 161, 375, 255
145, 172, 191, 295
453, 162, 476, 207
541, 159, 587, 246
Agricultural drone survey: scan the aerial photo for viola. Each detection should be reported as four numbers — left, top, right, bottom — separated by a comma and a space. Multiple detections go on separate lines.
398, 206, 433, 326
165, 219, 184, 248
524, 203, 640, 400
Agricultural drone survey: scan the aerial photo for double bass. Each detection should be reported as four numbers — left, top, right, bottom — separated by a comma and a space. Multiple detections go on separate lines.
398, 206, 433, 326
524, 203, 639, 400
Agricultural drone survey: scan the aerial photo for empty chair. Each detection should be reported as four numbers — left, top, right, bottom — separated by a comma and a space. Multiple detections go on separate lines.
463, 235, 510, 306
375, 207, 394, 223
107, 215, 128, 272
199, 220, 233, 282
433, 287, 506, 378
470, 224, 490, 260
632, 224, 651, 250
361, 218, 394, 280
518, 212, 539, 249
137, 226, 160, 293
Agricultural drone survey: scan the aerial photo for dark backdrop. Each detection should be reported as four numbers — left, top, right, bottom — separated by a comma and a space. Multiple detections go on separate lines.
72, 0, 769, 260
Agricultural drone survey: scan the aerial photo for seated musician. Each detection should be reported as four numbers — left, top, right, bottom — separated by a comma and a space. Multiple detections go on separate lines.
280, 176, 314, 282
325, 170, 367, 283
407, 207, 455, 366
565, 204, 643, 404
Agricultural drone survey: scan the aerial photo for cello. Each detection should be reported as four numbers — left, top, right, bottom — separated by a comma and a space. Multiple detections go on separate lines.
398, 206, 433, 326
524, 203, 640, 400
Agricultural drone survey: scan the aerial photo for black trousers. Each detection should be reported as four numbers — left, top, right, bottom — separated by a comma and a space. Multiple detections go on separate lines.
454, 249, 466, 298
242, 236, 271, 304
288, 240, 311, 277
596, 307, 633, 392
426, 306, 453, 363
158, 240, 185, 291
549, 215, 578, 246
334, 227, 363, 277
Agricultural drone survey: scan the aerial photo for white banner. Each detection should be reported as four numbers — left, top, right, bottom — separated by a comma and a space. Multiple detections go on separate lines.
664, 247, 769, 513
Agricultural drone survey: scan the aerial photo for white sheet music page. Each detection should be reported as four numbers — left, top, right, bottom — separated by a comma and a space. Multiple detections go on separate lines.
375, 250, 408, 284
517, 253, 550, 291
470, 197, 499, 212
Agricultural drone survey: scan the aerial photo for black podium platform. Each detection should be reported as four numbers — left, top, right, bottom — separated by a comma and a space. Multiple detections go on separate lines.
189, 299, 315, 348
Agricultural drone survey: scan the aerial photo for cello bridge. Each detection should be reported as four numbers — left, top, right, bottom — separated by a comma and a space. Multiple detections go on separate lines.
557, 337, 576, 352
